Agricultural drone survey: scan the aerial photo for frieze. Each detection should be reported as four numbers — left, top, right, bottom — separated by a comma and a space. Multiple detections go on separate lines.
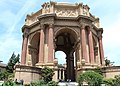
79, 17, 92, 26
55, 19, 79, 27
55, 8, 78, 17
40, 17, 54, 25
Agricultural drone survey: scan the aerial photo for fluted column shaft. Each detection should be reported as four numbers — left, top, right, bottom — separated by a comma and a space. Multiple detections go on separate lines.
21, 33, 28, 64
48, 24, 54, 62
81, 25, 88, 63
99, 36, 104, 65
38, 25, 44, 63
88, 29, 95, 64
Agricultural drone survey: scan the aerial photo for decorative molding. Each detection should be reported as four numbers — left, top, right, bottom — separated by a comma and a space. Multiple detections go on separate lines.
55, 8, 78, 17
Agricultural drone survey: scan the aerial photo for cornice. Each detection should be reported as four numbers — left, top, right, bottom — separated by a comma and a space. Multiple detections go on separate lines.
22, 13, 97, 33
38, 13, 56, 20
22, 25, 29, 32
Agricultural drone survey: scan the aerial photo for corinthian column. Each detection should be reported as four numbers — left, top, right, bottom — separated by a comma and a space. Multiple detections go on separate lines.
99, 34, 104, 65
48, 24, 54, 63
38, 24, 45, 63
21, 30, 28, 65
88, 28, 95, 64
81, 24, 88, 63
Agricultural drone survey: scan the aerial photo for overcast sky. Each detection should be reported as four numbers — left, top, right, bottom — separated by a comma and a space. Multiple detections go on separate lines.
0, 0, 120, 65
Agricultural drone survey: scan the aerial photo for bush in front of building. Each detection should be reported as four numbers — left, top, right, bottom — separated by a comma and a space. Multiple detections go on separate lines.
112, 75, 120, 86
77, 71, 103, 86
41, 67, 54, 83
30, 67, 58, 86
30, 80, 58, 86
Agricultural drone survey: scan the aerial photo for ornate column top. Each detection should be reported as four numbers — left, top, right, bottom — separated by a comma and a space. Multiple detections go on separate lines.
23, 28, 29, 38
40, 24, 45, 30
49, 24, 54, 28
80, 23, 86, 29
98, 28, 103, 40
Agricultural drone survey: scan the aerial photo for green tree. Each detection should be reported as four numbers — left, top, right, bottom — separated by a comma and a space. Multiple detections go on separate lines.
0, 70, 9, 80
112, 75, 120, 86
6, 53, 20, 73
41, 67, 54, 83
77, 71, 103, 86
0, 53, 20, 80
94, 67, 103, 75
105, 57, 114, 66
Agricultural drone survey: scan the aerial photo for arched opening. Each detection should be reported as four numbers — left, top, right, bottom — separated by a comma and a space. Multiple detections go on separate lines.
29, 32, 40, 66
55, 51, 66, 65
55, 51, 66, 81
55, 28, 78, 82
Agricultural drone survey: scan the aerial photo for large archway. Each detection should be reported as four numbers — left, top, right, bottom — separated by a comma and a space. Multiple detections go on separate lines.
55, 28, 78, 81
29, 32, 40, 66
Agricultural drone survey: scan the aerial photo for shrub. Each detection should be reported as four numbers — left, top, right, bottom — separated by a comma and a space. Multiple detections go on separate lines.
112, 75, 120, 86
94, 67, 103, 75
47, 81, 58, 86
103, 78, 114, 86
77, 71, 103, 86
41, 67, 54, 83
3, 79, 14, 86
30, 80, 46, 86
24, 84, 30, 86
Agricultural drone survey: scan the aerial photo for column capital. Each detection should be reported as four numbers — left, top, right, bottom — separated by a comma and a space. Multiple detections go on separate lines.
40, 24, 45, 30
49, 24, 54, 28
23, 28, 29, 38
80, 23, 86, 29
98, 35, 103, 40
85, 25, 93, 32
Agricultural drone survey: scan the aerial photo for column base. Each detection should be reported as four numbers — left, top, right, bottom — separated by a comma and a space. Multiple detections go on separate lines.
35, 63, 46, 68
35, 62, 57, 68
45, 62, 55, 68
81, 63, 100, 69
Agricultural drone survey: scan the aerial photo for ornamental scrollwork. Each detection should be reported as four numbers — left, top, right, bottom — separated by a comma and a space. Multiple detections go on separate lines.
55, 9, 78, 17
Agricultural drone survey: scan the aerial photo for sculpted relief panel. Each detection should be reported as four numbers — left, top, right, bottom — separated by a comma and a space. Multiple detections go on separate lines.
55, 8, 78, 17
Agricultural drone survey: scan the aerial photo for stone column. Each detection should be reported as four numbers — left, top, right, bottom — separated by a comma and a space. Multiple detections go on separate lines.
21, 30, 28, 65
99, 35, 104, 65
66, 55, 70, 80
48, 24, 54, 63
81, 24, 88, 63
70, 55, 75, 81
88, 28, 95, 64
38, 25, 45, 63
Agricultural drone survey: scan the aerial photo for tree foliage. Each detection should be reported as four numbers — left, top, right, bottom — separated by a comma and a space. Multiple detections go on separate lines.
112, 75, 120, 86
105, 57, 114, 66
30, 80, 58, 86
41, 67, 54, 83
103, 78, 114, 86
94, 67, 103, 75
6, 53, 20, 73
0, 53, 20, 80
77, 71, 103, 86
0, 70, 10, 80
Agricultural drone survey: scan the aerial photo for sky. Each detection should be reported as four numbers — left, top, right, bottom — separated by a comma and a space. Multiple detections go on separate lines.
0, 0, 120, 65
